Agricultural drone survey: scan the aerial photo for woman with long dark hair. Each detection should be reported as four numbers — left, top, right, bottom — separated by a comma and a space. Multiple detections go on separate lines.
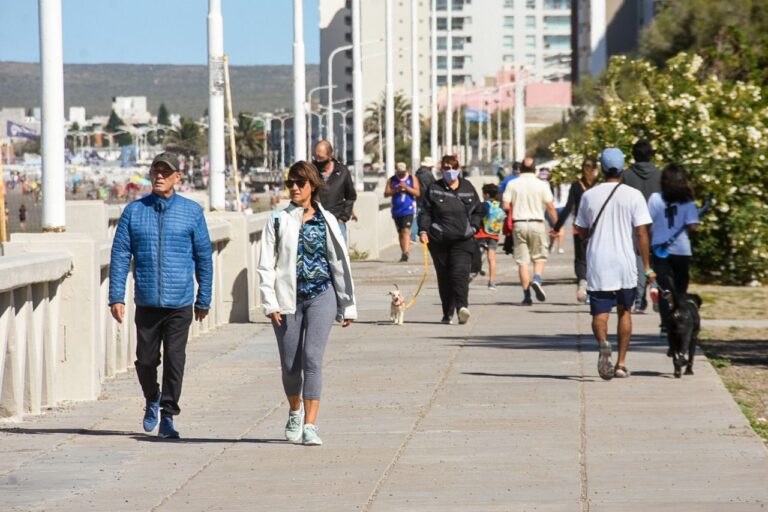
647, 164, 700, 356
257, 161, 357, 446
551, 156, 598, 302
418, 155, 483, 324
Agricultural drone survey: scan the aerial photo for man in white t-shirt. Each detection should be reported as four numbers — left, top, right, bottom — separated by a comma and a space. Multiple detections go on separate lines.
502, 157, 558, 305
575, 148, 656, 380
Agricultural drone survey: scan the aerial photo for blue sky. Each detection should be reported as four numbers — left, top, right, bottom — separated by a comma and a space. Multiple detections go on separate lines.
0, 0, 320, 65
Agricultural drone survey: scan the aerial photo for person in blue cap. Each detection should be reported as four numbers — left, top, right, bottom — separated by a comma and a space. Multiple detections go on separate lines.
575, 148, 656, 380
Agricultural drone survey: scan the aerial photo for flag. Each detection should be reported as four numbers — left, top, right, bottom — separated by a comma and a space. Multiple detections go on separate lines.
464, 109, 490, 123
6, 121, 38, 140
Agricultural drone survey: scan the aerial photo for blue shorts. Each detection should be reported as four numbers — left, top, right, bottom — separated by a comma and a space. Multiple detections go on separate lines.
588, 289, 636, 316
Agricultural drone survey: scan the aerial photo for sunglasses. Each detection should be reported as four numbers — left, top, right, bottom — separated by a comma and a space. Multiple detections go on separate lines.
285, 178, 308, 189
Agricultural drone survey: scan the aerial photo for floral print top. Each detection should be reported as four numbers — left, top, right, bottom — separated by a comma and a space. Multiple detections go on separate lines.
296, 209, 333, 301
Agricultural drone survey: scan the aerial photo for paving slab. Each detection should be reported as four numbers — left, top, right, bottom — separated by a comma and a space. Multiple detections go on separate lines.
1, 241, 767, 511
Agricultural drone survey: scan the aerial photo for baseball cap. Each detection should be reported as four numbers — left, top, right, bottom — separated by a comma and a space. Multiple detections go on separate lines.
396, 162, 407, 172
151, 152, 180, 172
600, 148, 624, 177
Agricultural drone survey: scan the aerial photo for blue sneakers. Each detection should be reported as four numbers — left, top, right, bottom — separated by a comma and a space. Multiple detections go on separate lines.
143, 396, 161, 432
158, 416, 180, 439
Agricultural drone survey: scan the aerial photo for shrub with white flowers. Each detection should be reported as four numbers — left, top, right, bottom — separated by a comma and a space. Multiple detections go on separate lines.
552, 53, 768, 284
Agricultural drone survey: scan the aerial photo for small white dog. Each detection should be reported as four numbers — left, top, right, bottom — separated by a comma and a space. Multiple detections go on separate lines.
388, 285, 406, 325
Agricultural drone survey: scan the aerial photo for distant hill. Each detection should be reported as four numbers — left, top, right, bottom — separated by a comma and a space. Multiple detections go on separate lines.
0, 62, 320, 118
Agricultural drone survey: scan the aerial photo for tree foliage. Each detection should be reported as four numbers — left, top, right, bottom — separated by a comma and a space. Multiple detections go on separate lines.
164, 117, 206, 157
105, 109, 133, 147
364, 92, 415, 164
157, 103, 171, 126
551, 53, 768, 284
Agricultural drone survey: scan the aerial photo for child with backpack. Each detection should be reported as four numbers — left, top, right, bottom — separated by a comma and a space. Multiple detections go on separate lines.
474, 183, 507, 290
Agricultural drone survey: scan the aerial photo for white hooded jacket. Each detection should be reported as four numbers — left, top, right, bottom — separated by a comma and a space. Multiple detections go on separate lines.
257, 201, 357, 319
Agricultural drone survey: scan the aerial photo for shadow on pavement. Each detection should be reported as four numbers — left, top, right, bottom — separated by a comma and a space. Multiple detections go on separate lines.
0, 427, 289, 444
435, 334, 669, 355
463, 371, 596, 382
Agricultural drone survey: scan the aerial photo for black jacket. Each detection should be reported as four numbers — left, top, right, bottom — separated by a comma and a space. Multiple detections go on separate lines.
317, 159, 357, 223
418, 177, 482, 243
414, 166, 436, 206
553, 178, 590, 232
623, 162, 661, 201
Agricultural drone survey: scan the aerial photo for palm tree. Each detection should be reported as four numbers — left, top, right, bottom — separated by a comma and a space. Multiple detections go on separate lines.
164, 117, 207, 157
234, 113, 265, 170
364, 91, 417, 163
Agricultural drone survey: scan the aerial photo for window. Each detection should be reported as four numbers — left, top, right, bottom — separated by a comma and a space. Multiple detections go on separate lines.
503, 35, 514, 48
504, 16, 514, 28
526, 0, 536, 9
543, 34, 570, 51
504, 0, 514, 6
543, 0, 569, 9
544, 15, 570, 31
437, 75, 447, 86
526, 53, 536, 65
452, 56, 464, 69
452, 37, 465, 50
526, 16, 535, 28
437, 36, 447, 50
452, 17, 466, 30
437, 17, 447, 30
526, 35, 536, 48
437, 56, 447, 70
503, 54, 515, 63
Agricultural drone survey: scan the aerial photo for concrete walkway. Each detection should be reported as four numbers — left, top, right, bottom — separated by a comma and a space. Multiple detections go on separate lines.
2, 243, 767, 511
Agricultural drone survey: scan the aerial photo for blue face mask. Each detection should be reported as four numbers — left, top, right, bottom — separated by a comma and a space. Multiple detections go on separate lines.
443, 169, 460, 182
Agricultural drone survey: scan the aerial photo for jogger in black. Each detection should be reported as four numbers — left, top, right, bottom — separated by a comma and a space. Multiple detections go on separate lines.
134, 306, 194, 417
430, 238, 476, 320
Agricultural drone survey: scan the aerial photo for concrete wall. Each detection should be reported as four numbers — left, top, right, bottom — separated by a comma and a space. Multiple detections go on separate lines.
0, 193, 398, 421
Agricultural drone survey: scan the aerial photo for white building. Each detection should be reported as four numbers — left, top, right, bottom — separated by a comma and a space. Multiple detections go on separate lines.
573, 0, 661, 83
319, 0, 432, 161
68, 107, 86, 126
111, 96, 152, 125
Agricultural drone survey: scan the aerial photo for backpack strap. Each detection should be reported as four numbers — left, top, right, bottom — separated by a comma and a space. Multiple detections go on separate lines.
588, 183, 622, 239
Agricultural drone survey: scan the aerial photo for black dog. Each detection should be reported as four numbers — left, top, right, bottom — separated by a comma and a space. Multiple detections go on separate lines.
663, 288, 702, 378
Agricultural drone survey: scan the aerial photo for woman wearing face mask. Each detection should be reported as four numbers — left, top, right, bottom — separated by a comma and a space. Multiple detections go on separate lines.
550, 156, 598, 303
257, 161, 357, 446
418, 155, 483, 325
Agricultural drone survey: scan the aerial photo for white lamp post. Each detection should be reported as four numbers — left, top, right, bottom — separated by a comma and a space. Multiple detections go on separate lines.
207, 0, 226, 210
351, 0, 364, 190
445, 0, 453, 153
385, 0, 395, 176
515, 66, 526, 162
39, 0, 66, 230
430, 0, 438, 164
293, 0, 307, 162
410, 0, 420, 171
275, 114, 292, 170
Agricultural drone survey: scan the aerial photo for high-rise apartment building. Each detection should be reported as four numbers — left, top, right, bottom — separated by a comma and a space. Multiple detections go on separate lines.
572, 0, 661, 83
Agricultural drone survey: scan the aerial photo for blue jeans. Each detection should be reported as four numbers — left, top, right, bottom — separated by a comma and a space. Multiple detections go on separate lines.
338, 221, 348, 246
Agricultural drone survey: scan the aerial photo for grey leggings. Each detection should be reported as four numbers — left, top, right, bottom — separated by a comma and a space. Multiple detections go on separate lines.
272, 286, 337, 400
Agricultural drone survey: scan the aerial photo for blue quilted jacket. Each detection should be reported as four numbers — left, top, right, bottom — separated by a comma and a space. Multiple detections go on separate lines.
109, 192, 213, 310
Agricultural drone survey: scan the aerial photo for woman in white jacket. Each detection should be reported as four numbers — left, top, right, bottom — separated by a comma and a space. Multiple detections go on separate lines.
257, 161, 357, 446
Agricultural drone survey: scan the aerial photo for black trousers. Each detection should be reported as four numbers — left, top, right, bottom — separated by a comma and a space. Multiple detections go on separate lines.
653, 254, 691, 336
135, 305, 193, 417
470, 239, 483, 275
573, 233, 587, 282
429, 238, 474, 318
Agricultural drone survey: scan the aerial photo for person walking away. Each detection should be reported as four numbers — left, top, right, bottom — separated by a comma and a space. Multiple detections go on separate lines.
502, 157, 558, 305
551, 157, 598, 302
499, 162, 521, 255
474, 183, 506, 290
313, 140, 357, 244
385, 161, 420, 262
109, 152, 212, 439
623, 139, 662, 313
412, 157, 436, 241
575, 148, 655, 380
647, 164, 699, 358
18, 204, 27, 232
257, 161, 356, 446
418, 155, 482, 325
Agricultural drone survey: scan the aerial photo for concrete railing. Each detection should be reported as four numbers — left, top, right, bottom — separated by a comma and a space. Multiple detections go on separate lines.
0, 193, 396, 421
0, 253, 72, 419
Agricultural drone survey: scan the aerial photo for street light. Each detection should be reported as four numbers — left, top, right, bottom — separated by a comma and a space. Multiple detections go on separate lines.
274, 114, 292, 170
326, 38, 381, 147
293, 0, 307, 162
410, 0, 420, 171
333, 109, 354, 164
385, 0, 394, 176
351, 0, 364, 190
306, 84, 336, 153
430, 0, 438, 165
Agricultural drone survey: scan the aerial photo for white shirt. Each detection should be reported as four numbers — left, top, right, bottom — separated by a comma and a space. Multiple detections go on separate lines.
647, 193, 699, 256
575, 183, 652, 291
502, 173, 554, 220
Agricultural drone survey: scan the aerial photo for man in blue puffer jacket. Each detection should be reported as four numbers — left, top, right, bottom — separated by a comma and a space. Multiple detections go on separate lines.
109, 152, 212, 439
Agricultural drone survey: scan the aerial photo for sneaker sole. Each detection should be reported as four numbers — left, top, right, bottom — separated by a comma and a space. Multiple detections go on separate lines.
458, 308, 471, 324
530, 281, 546, 302
598, 341, 614, 380
303, 439, 323, 446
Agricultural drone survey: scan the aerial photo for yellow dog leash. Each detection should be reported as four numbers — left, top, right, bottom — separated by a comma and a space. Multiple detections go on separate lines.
403, 241, 430, 310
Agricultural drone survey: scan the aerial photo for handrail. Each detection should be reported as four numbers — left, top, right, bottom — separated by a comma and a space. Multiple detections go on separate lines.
0, 253, 72, 292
